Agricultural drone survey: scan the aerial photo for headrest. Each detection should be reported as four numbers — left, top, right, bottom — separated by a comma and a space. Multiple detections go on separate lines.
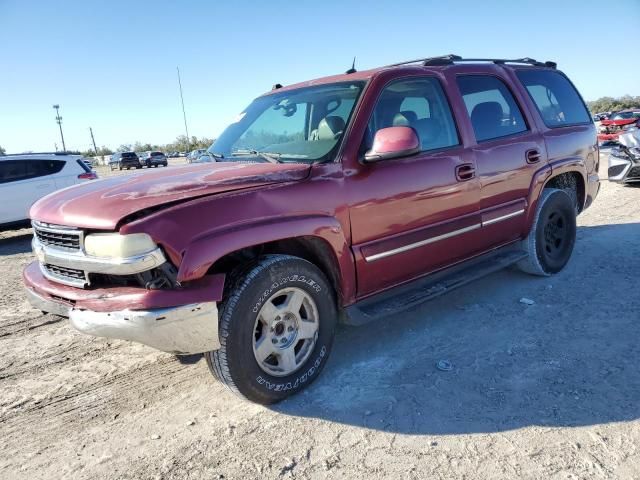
317, 116, 346, 140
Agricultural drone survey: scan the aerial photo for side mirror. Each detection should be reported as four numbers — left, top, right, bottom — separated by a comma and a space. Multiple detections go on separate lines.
364, 126, 420, 163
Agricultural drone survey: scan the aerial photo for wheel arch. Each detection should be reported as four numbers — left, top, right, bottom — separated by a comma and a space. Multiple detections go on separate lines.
544, 170, 586, 214
524, 162, 585, 237
177, 216, 355, 305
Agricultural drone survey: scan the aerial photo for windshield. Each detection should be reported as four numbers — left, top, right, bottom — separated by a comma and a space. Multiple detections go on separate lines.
209, 81, 364, 163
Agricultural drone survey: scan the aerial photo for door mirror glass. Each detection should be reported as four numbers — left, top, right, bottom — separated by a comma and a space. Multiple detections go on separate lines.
364, 126, 420, 163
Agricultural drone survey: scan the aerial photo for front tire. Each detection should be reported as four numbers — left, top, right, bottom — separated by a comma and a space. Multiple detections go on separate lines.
206, 255, 337, 404
517, 188, 576, 276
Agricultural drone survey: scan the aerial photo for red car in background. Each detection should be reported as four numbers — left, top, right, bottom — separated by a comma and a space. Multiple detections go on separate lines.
598, 109, 640, 144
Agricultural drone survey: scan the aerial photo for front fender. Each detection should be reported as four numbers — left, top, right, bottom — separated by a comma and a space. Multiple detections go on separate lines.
177, 215, 356, 303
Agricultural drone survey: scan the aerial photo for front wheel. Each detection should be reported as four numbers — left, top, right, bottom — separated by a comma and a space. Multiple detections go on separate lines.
517, 188, 576, 276
206, 255, 337, 404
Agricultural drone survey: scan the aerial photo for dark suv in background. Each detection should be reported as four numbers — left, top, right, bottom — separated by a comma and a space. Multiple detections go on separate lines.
139, 151, 168, 168
110, 151, 142, 170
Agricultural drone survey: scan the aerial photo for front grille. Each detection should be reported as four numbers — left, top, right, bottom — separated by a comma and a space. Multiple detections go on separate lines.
628, 166, 640, 179
44, 264, 86, 283
34, 227, 81, 250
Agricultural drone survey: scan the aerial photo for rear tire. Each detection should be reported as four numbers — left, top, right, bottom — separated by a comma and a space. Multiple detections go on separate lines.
206, 255, 337, 404
517, 188, 576, 276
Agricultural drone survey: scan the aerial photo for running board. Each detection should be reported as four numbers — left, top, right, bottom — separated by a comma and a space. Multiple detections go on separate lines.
343, 245, 527, 326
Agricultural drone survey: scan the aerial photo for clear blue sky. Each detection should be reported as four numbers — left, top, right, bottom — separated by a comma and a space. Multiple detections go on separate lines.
1, 0, 638, 153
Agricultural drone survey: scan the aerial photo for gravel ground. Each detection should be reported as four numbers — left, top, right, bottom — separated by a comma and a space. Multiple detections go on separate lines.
1, 155, 639, 479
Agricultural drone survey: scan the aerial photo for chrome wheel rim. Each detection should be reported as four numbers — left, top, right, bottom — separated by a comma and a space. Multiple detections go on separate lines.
252, 287, 319, 377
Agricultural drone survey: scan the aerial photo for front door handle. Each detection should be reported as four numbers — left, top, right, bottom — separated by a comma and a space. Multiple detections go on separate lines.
455, 164, 476, 181
526, 149, 542, 163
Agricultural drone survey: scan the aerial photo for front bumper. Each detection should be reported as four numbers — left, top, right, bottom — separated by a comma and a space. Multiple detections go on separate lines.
23, 262, 224, 354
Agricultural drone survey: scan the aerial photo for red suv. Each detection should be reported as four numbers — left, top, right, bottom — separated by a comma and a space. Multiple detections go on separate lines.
24, 55, 600, 404
597, 109, 640, 144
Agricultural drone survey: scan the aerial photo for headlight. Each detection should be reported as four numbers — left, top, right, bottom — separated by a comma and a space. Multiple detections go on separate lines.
84, 233, 157, 258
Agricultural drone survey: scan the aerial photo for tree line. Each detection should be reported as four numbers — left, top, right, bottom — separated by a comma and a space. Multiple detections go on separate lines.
586, 95, 640, 114
80, 135, 214, 158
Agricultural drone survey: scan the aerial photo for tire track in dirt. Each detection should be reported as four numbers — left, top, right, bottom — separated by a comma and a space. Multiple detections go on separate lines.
0, 314, 65, 338
0, 340, 122, 381
1, 355, 201, 437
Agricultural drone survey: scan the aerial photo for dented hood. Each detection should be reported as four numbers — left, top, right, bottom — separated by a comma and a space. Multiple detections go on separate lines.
31, 162, 311, 230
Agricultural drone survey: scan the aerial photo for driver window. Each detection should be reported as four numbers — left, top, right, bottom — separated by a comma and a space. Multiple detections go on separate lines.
365, 77, 459, 152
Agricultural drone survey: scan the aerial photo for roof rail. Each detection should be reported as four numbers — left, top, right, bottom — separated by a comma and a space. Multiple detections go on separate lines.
384, 54, 557, 69
1, 151, 82, 157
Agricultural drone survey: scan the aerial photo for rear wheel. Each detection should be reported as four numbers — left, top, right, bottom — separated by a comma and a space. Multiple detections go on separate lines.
206, 255, 337, 404
517, 188, 576, 276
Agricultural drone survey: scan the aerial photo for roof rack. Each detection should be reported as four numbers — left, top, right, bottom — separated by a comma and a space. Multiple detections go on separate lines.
386, 54, 557, 69
1, 151, 82, 157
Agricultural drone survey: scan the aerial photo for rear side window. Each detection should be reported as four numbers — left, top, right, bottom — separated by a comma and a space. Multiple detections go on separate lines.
0, 159, 65, 184
516, 70, 591, 128
457, 75, 528, 142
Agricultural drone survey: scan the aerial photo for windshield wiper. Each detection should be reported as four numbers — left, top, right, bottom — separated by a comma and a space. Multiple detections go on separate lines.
204, 151, 225, 159
231, 149, 282, 164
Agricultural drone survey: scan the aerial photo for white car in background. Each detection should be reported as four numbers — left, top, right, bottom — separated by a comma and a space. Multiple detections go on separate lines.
0, 153, 98, 229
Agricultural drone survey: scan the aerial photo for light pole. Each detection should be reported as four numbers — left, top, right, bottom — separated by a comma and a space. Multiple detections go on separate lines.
176, 67, 190, 153
52, 104, 66, 152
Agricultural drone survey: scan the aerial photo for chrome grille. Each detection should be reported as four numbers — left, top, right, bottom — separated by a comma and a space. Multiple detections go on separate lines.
44, 264, 85, 281
33, 223, 82, 250
42, 264, 87, 287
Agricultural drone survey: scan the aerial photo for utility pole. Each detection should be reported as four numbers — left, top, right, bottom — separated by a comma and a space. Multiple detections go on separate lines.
176, 66, 190, 152
89, 127, 98, 155
52, 104, 66, 152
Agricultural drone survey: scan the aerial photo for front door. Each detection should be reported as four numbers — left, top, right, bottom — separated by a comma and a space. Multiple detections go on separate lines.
346, 75, 481, 297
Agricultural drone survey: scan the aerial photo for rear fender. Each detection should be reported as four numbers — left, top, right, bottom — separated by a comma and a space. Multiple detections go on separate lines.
523, 159, 586, 236
177, 215, 355, 302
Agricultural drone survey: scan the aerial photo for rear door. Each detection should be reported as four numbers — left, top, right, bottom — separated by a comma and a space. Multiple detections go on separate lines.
0, 159, 62, 223
453, 70, 547, 249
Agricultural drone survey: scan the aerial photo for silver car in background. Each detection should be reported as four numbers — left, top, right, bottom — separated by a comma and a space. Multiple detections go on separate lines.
608, 129, 640, 184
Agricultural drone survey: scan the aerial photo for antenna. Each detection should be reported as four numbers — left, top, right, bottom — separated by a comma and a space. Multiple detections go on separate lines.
345, 57, 357, 74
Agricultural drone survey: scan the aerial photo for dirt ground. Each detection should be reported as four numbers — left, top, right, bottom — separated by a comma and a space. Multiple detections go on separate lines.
1, 154, 639, 479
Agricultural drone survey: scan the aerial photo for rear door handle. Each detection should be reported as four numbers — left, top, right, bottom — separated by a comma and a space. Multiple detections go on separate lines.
455, 164, 476, 181
526, 149, 542, 163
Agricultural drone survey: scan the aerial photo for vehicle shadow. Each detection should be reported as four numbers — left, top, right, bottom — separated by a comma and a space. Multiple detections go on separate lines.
0, 232, 32, 256
274, 223, 640, 435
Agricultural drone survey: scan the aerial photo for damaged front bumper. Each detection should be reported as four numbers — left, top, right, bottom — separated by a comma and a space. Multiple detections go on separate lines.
23, 262, 224, 354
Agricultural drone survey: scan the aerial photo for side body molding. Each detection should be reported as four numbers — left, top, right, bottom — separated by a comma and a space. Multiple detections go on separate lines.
177, 215, 356, 303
